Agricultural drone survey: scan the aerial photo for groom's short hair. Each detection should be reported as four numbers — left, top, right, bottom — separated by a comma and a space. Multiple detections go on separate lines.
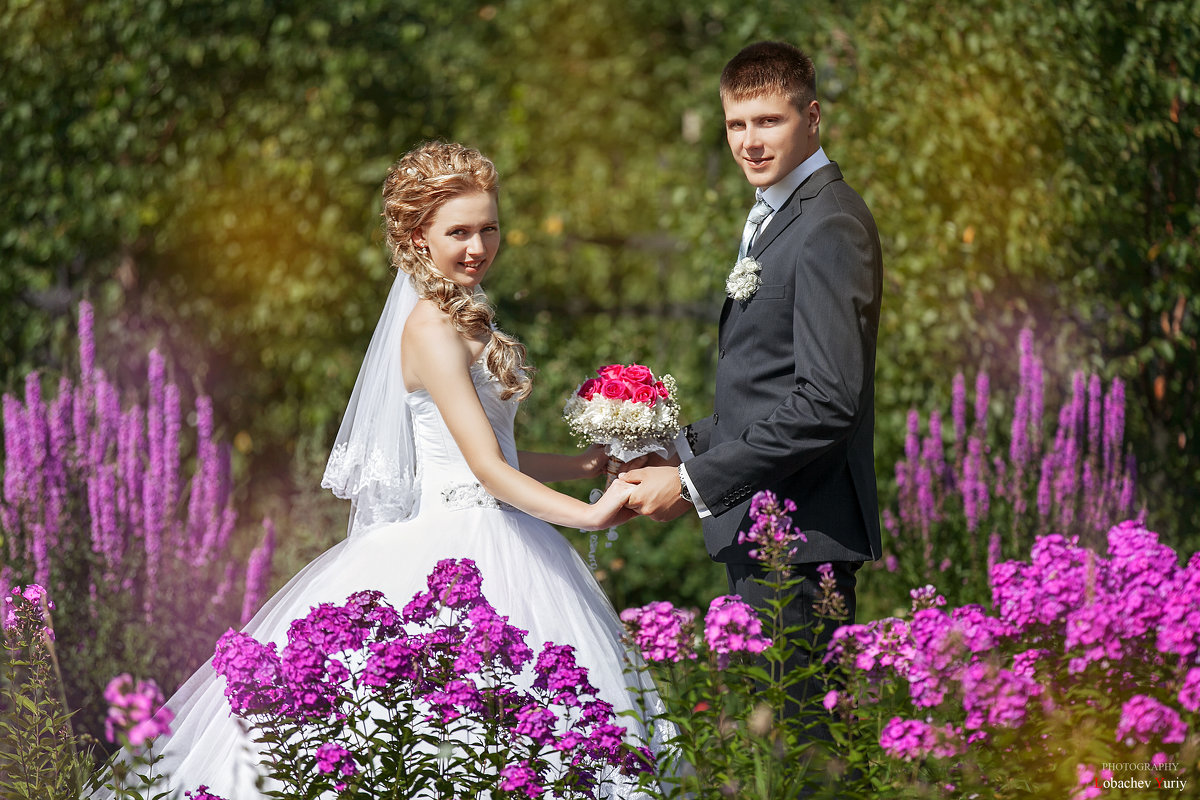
720, 41, 817, 110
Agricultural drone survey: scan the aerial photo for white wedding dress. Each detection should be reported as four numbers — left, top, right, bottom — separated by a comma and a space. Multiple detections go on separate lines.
98, 358, 667, 798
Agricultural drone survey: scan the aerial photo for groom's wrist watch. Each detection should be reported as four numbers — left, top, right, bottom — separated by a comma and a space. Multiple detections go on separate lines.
677, 466, 693, 505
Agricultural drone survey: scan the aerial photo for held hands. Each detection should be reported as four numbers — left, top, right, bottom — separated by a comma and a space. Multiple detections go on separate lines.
620, 465, 693, 522
584, 479, 639, 531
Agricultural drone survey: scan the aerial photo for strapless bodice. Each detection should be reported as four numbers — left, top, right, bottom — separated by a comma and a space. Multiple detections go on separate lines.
405, 361, 520, 510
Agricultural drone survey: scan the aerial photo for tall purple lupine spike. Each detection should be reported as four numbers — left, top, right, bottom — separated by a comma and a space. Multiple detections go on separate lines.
1087, 374, 1102, 461
916, 463, 934, 564
895, 462, 912, 526
925, 409, 946, 488
241, 518, 276, 625
1103, 378, 1126, 491
163, 383, 182, 552
952, 373, 967, 468
1036, 451, 1054, 518
973, 372, 990, 440
2, 395, 28, 553
143, 351, 167, 615
1029, 353, 1044, 454
1120, 455, 1136, 513
963, 437, 981, 533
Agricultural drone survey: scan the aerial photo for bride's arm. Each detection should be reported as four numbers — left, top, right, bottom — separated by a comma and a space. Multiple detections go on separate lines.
517, 445, 607, 483
405, 313, 629, 530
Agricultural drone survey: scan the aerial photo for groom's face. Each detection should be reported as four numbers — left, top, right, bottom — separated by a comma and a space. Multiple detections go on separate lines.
723, 91, 819, 189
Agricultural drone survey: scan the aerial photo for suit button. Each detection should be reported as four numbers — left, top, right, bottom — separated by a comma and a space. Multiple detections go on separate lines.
713, 413, 719, 424
719, 348, 726, 358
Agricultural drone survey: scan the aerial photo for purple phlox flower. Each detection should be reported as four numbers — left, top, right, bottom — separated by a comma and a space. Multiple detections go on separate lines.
1072, 765, 1109, 800
580, 698, 617, 727
1011, 648, 1047, 679
532, 643, 597, 706
315, 741, 358, 791
420, 557, 486, 613
1116, 695, 1187, 745
825, 617, 914, 678
212, 629, 286, 716
950, 604, 1008, 653
288, 600, 373, 656
620, 744, 656, 776
423, 677, 484, 723
738, 490, 806, 563
619, 601, 696, 662
909, 585, 946, 612
515, 704, 560, 747
499, 761, 545, 798
103, 673, 174, 747
1177, 668, 1200, 713
362, 636, 421, 689
584, 722, 628, 761
184, 787, 229, 800
280, 638, 344, 720
456, 603, 534, 674
879, 716, 964, 761
704, 594, 772, 669
961, 662, 1043, 730
1064, 600, 1125, 674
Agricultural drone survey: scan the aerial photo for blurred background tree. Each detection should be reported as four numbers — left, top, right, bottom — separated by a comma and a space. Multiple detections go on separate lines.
2, 0, 1196, 638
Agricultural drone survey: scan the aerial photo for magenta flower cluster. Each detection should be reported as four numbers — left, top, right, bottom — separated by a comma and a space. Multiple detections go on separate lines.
885, 328, 1137, 594
102, 672, 174, 748
1, 583, 54, 635
830, 519, 1199, 777
622, 593, 772, 670
619, 601, 696, 663
211, 559, 652, 795
736, 490, 807, 565
704, 595, 771, 670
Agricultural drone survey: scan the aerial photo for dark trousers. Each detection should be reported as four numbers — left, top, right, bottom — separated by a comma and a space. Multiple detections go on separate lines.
725, 560, 861, 721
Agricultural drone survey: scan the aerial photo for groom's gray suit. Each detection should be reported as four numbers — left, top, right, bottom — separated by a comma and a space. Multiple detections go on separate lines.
684, 162, 883, 569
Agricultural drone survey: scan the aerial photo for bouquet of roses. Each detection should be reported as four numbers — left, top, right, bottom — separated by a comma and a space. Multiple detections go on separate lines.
563, 363, 681, 482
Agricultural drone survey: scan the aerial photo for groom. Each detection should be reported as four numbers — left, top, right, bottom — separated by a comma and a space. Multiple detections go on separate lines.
623, 41, 883, 711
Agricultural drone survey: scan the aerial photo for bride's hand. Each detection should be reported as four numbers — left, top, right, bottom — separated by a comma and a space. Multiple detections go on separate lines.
583, 479, 639, 530
576, 444, 609, 480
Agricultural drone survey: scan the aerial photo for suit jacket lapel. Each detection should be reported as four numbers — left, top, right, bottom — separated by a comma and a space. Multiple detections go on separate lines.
750, 163, 844, 259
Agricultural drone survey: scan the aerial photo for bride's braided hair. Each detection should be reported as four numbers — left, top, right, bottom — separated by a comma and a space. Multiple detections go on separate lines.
382, 142, 533, 401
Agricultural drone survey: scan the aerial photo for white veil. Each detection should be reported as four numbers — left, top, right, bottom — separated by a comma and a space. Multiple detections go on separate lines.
322, 272, 420, 536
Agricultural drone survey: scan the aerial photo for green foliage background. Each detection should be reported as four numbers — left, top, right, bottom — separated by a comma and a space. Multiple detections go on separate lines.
2, 0, 1196, 630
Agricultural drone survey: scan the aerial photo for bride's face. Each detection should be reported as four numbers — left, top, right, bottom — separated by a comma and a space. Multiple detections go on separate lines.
413, 191, 501, 288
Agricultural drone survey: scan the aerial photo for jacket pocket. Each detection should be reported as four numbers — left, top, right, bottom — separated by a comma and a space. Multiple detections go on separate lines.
754, 284, 789, 301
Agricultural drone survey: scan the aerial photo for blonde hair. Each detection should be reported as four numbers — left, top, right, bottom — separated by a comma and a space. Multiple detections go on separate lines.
382, 142, 533, 401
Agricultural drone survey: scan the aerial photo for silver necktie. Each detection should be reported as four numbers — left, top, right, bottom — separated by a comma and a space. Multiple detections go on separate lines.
738, 195, 772, 259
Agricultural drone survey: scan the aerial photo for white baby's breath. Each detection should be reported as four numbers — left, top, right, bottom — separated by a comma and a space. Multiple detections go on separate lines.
726, 256, 762, 301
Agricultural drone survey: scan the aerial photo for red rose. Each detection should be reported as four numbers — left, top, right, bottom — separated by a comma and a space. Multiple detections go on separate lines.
597, 364, 625, 381
600, 380, 632, 400
622, 364, 654, 385
578, 378, 602, 399
654, 380, 668, 398
631, 385, 657, 406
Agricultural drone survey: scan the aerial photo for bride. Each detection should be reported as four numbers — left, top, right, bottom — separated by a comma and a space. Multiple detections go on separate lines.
98, 141, 664, 798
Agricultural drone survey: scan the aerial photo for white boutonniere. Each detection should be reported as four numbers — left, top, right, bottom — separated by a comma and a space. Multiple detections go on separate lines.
726, 256, 762, 301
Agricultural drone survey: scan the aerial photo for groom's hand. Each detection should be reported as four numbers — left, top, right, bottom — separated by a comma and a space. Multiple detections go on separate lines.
620, 465, 692, 522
